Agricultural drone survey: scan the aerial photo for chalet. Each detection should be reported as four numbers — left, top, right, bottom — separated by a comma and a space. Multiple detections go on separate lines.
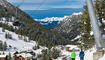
0, 55, 7, 60
14, 53, 32, 60
65, 45, 80, 52
14, 55, 25, 60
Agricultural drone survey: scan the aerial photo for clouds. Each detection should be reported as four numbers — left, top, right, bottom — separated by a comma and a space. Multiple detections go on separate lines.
7, 0, 86, 10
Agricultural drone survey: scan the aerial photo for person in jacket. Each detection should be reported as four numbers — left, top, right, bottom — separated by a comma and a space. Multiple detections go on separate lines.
79, 49, 85, 60
71, 49, 76, 60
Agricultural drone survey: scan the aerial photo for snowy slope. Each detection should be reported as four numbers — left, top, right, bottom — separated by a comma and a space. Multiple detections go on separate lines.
0, 27, 49, 58
0, 27, 104, 60
0, 27, 36, 51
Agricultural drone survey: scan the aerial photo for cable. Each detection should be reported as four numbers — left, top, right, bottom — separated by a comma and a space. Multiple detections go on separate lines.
16, 0, 24, 7
34, 0, 47, 10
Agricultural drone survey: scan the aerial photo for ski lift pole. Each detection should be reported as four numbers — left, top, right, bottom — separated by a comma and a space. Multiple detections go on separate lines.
86, 0, 105, 51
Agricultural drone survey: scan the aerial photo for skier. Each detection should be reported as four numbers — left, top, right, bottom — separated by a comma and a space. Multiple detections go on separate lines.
71, 49, 76, 60
79, 49, 85, 60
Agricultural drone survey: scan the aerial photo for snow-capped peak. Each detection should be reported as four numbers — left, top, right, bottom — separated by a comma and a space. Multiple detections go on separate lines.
35, 16, 68, 22
72, 12, 82, 15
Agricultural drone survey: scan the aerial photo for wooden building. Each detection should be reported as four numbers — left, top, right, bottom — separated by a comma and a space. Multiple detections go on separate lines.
0, 55, 7, 60
14, 53, 32, 60
14, 55, 25, 60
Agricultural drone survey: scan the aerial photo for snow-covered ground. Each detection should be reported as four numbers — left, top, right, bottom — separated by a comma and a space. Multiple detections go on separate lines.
0, 17, 105, 60
0, 27, 105, 60
100, 54, 105, 60
56, 45, 97, 60
0, 27, 36, 51
0, 27, 47, 57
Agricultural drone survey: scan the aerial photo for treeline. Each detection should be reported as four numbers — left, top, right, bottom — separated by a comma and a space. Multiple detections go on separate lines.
81, 0, 105, 49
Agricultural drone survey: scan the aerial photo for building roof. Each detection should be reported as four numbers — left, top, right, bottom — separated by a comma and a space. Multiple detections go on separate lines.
0, 55, 7, 58
17, 53, 32, 58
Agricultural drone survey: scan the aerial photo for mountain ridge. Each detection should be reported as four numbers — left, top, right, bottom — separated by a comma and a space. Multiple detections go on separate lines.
53, 13, 82, 41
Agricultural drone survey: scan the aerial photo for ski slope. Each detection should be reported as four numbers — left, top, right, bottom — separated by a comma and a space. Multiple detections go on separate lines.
0, 27, 36, 51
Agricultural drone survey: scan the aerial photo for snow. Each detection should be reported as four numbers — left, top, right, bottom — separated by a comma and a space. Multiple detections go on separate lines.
0, 28, 36, 51
0, 20, 18, 29
72, 12, 82, 15
90, 31, 93, 35
56, 46, 96, 60
0, 27, 48, 55
71, 35, 81, 41
0, 16, 104, 60
100, 54, 105, 60
35, 16, 68, 22
84, 47, 96, 60
0, 55, 7, 57
0, 26, 104, 60
17, 53, 32, 57
65, 45, 80, 50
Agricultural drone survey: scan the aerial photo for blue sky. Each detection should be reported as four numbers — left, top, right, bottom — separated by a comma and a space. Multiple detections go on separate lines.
8, 0, 86, 10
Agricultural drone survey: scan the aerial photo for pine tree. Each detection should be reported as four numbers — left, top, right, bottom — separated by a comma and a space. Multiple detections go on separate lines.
51, 48, 60, 59
5, 33, 8, 39
37, 49, 60, 60
80, 5, 94, 49
5, 33, 12, 39
8, 33, 12, 39
95, 0, 105, 34
2, 28, 5, 32
4, 41, 7, 51
0, 41, 3, 51
8, 52, 11, 60
24, 36, 27, 42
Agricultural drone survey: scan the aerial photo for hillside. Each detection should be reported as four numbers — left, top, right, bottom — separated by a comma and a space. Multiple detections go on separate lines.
54, 13, 82, 42
0, 0, 71, 48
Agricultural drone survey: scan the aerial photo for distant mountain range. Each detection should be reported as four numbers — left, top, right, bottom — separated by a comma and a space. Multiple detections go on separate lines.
24, 8, 83, 29
35, 16, 67, 29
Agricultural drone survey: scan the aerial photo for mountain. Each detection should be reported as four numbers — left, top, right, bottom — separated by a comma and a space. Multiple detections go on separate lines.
35, 16, 67, 29
24, 8, 83, 29
53, 13, 82, 41
0, 0, 71, 48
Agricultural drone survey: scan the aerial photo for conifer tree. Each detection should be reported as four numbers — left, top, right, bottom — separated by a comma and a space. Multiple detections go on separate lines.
81, 5, 94, 49
4, 41, 7, 51
8, 52, 11, 60
95, 0, 105, 34
0, 41, 3, 51
2, 28, 5, 32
